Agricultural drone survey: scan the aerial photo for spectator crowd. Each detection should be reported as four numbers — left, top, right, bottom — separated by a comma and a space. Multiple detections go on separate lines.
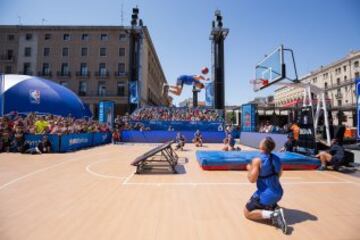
0, 112, 110, 153
130, 107, 223, 122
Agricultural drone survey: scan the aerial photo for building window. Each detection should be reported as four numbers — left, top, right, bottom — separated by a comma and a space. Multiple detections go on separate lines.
354, 61, 359, 68
355, 72, 359, 78
24, 47, 32, 57
60, 81, 68, 87
117, 82, 125, 96
7, 34, 15, 41
81, 48, 88, 57
63, 33, 70, 41
337, 100, 342, 107
323, 73, 328, 79
44, 33, 51, 40
81, 33, 89, 40
119, 33, 126, 40
25, 33, 32, 40
6, 49, 13, 59
44, 48, 50, 57
61, 63, 69, 75
42, 63, 50, 75
78, 81, 87, 96
5, 66, 12, 74
80, 63, 88, 75
100, 48, 106, 56
118, 63, 125, 73
99, 63, 106, 76
324, 82, 328, 89
344, 75, 347, 82
98, 82, 106, 96
312, 77, 317, 83
343, 65, 347, 72
119, 48, 125, 56
23, 62, 31, 75
100, 34, 108, 40
62, 48, 68, 57
336, 78, 340, 85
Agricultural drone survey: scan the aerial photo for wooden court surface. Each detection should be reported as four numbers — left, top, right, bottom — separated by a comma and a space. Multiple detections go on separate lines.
0, 143, 359, 240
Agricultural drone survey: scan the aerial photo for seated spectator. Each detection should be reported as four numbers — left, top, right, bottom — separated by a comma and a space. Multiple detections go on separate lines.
192, 130, 203, 147
12, 126, 28, 153
1, 130, 11, 152
37, 135, 52, 153
280, 134, 295, 152
316, 139, 345, 171
175, 132, 185, 151
223, 132, 241, 151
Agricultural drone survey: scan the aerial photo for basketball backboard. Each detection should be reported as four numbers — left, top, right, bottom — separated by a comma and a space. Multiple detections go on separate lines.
254, 45, 286, 91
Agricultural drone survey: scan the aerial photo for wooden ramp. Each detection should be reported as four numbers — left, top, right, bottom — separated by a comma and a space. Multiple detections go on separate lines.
0, 143, 359, 240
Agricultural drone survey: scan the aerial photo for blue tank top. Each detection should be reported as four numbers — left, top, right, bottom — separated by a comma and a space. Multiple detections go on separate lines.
179, 75, 196, 85
254, 153, 283, 206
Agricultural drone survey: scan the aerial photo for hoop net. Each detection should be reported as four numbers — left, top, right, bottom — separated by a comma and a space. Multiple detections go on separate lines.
250, 78, 269, 92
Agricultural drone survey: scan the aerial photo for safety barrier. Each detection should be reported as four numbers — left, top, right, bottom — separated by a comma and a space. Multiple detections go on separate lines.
24, 132, 112, 153
130, 120, 224, 131
239, 132, 288, 151
121, 130, 226, 143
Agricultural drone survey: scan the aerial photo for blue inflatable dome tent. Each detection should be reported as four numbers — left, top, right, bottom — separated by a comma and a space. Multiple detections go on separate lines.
0, 74, 92, 118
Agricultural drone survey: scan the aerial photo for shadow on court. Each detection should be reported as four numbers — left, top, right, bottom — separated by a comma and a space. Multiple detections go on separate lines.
284, 208, 318, 235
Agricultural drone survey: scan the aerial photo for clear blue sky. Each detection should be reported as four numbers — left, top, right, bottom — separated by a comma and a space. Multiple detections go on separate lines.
1, 0, 359, 106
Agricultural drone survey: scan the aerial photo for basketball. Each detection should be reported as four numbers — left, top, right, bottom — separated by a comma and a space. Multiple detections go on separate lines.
201, 67, 209, 74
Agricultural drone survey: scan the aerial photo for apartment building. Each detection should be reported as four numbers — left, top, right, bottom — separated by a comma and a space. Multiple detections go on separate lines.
0, 25, 170, 116
274, 50, 359, 127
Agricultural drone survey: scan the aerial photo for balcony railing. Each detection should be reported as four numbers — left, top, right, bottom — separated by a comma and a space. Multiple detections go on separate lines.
0, 55, 15, 62
18, 71, 33, 75
95, 71, 110, 78
76, 71, 90, 77
79, 90, 127, 98
335, 93, 343, 99
114, 71, 128, 77
38, 71, 52, 77
57, 71, 71, 77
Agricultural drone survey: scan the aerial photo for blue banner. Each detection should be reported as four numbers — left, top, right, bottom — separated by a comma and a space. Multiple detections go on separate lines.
93, 132, 112, 146
356, 78, 360, 139
205, 81, 214, 107
129, 81, 139, 104
241, 104, 256, 132
130, 120, 224, 132
25, 134, 60, 152
99, 101, 114, 127
60, 133, 93, 152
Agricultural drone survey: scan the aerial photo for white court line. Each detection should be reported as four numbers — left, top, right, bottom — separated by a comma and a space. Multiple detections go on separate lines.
122, 180, 352, 187
85, 159, 126, 180
122, 173, 135, 185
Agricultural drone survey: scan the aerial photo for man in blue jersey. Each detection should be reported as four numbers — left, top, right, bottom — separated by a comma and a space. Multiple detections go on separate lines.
243, 137, 288, 234
163, 67, 209, 96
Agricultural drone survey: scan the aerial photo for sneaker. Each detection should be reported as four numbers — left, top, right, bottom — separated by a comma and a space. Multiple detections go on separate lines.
317, 165, 327, 171
162, 83, 169, 95
271, 208, 287, 234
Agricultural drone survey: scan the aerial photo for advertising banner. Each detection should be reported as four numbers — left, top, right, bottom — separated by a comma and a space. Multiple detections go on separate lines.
99, 101, 114, 128
60, 133, 93, 152
129, 81, 139, 104
296, 106, 317, 155
25, 134, 60, 152
93, 132, 112, 146
205, 81, 214, 107
241, 104, 256, 132
130, 120, 224, 131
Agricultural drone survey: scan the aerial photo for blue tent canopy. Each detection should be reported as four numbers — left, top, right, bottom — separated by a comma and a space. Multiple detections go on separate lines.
0, 74, 92, 118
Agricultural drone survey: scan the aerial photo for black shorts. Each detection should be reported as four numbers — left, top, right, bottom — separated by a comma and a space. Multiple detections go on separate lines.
245, 196, 278, 212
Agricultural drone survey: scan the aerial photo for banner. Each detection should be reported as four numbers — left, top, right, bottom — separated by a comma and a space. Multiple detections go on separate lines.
93, 132, 112, 146
296, 106, 317, 155
0, 73, 3, 116
99, 101, 114, 128
241, 104, 256, 132
129, 81, 139, 104
130, 120, 224, 132
205, 81, 214, 107
60, 133, 93, 152
25, 134, 60, 152
357, 78, 360, 139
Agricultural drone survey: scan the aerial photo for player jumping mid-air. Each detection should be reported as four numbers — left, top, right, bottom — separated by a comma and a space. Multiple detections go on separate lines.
163, 67, 209, 96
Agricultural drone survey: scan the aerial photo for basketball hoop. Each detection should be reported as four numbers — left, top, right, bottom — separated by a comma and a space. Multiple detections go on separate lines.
250, 78, 269, 92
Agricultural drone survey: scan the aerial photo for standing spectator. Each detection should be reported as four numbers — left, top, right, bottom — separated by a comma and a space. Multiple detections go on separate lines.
34, 116, 49, 134
112, 130, 120, 144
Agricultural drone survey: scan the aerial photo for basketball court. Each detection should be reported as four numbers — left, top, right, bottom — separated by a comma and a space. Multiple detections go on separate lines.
0, 143, 359, 240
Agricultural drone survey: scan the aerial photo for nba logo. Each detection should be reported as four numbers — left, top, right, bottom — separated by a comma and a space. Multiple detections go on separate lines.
29, 90, 41, 104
